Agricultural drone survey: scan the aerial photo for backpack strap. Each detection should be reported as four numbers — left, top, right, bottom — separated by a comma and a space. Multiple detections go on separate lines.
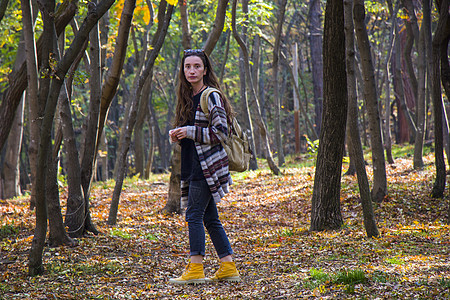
199, 87, 221, 120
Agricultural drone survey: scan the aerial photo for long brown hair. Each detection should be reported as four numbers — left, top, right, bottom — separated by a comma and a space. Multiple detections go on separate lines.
174, 49, 234, 127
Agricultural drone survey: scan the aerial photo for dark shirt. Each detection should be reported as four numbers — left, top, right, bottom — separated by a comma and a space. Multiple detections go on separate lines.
180, 91, 205, 181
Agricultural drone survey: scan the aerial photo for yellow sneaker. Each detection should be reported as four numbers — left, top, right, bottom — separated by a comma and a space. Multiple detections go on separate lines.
169, 263, 208, 285
209, 261, 241, 282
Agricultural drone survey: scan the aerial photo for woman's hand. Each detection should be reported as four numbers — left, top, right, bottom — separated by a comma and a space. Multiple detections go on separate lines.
169, 127, 188, 142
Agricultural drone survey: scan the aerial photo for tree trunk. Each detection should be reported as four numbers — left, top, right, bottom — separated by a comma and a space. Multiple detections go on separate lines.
413, 14, 428, 169
310, 0, 346, 231
161, 144, 181, 214
382, 0, 396, 165
78, 2, 103, 235
108, 2, 173, 225
2, 96, 24, 199
21, 0, 39, 205
46, 134, 76, 247
0, 0, 79, 152
203, 0, 229, 55
344, 0, 379, 238
59, 84, 86, 238
353, 0, 387, 203
28, 0, 116, 276
179, 0, 191, 49
0, 0, 9, 23
237, 0, 258, 170
232, 0, 280, 175
28, 0, 56, 276
308, 0, 324, 134
273, 0, 287, 167
96, 0, 137, 164
134, 75, 152, 178
431, 0, 449, 198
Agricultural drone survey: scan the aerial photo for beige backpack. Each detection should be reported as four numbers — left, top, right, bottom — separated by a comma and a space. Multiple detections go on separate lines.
200, 87, 252, 172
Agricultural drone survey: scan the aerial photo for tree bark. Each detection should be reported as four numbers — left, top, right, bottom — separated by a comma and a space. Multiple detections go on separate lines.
273, 0, 287, 167
179, 0, 191, 49
310, 0, 346, 231
108, 1, 174, 225
77, 1, 103, 235
203, 0, 229, 55
0, 0, 9, 23
2, 96, 24, 199
353, 0, 387, 203
232, 0, 280, 175
95, 0, 138, 163
308, 0, 324, 134
413, 11, 428, 169
21, 0, 39, 204
383, 0, 396, 165
28, 0, 116, 276
134, 75, 152, 178
161, 144, 181, 214
431, 0, 449, 198
0, 0, 79, 153
344, 0, 379, 238
58, 84, 86, 238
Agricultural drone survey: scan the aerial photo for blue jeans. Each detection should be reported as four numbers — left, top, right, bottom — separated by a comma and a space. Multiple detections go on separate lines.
185, 179, 233, 258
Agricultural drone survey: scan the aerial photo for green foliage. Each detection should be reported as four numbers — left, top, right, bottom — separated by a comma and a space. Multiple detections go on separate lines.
334, 269, 368, 285
109, 228, 132, 240
385, 256, 406, 265
47, 260, 123, 276
145, 233, 158, 241
310, 268, 331, 282
0, 224, 19, 240
305, 136, 319, 154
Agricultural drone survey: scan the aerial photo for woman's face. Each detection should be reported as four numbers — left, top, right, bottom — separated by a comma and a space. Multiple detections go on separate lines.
183, 55, 206, 86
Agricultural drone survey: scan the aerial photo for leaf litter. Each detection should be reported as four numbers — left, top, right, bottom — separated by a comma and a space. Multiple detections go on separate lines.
0, 154, 449, 299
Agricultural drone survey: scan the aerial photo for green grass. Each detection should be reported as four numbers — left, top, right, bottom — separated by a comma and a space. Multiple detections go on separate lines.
385, 256, 406, 265
0, 224, 19, 239
109, 228, 132, 240
334, 269, 368, 285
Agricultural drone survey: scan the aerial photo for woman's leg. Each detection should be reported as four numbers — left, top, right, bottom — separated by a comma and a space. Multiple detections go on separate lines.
185, 180, 212, 259
202, 185, 233, 259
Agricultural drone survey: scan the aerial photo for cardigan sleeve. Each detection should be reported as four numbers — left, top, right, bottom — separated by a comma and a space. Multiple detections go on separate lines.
185, 91, 228, 145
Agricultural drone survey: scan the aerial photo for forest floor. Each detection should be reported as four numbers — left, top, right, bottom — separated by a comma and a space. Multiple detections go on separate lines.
0, 152, 449, 299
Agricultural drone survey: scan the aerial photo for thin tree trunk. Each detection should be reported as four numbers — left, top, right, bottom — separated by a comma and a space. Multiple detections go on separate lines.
310, 0, 346, 231
95, 0, 137, 164
0, 0, 9, 23
28, 0, 115, 276
179, 0, 191, 49
203, 0, 229, 55
78, 1, 103, 235
59, 84, 86, 238
344, 0, 379, 238
108, 2, 173, 225
431, 0, 449, 198
161, 144, 181, 214
238, 0, 258, 170
0, 0, 79, 152
232, 0, 280, 175
382, 0, 396, 165
21, 0, 39, 205
353, 0, 387, 203
2, 96, 24, 199
308, 0, 324, 134
413, 18, 427, 169
134, 76, 152, 178
273, 0, 287, 167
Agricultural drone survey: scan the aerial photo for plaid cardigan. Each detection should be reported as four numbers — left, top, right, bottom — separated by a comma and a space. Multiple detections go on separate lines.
180, 90, 232, 209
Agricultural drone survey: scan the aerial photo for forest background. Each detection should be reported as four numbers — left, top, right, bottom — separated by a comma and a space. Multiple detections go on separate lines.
0, 0, 449, 298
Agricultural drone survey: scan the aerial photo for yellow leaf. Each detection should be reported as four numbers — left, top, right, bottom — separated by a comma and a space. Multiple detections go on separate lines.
166, 0, 178, 6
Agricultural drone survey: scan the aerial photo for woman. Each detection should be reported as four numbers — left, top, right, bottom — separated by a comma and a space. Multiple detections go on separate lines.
168, 49, 241, 285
